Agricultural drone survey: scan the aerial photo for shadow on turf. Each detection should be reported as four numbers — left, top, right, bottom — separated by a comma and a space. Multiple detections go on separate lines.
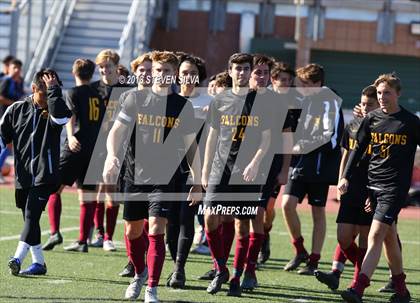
17, 274, 128, 286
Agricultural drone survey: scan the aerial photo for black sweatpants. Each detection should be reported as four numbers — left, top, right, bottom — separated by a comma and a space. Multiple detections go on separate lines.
166, 173, 198, 270
15, 186, 54, 245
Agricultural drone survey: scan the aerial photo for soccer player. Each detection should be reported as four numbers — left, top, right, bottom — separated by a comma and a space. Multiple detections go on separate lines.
0, 58, 24, 184
207, 74, 217, 97
166, 54, 210, 289
339, 73, 419, 303
0, 55, 15, 78
1, 69, 71, 275
258, 61, 296, 265
89, 49, 129, 251
194, 70, 232, 266
315, 85, 379, 290
242, 55, 293, 288
103, 51, 202, 302
282, 63, 344, 275
203, 53, 282, 296
42, 59, 106, 253
118, 52, 153, 278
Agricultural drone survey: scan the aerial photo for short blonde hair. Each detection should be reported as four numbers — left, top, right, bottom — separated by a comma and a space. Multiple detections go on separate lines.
374, 73, 401, 93
95, 49, 120, 65
130, 52, 152, 73
150, 51, 179, 69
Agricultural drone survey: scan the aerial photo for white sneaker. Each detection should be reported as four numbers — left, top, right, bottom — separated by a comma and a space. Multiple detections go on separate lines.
193, 227, 205, 245
144, 286, 159, 303
124, 267, 148, 300
103, 240, 116, 251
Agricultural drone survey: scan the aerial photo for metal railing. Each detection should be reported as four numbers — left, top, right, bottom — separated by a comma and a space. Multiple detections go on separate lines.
24, 0, 76, 86
118, 0, 157, 67
0, 0, 50, 70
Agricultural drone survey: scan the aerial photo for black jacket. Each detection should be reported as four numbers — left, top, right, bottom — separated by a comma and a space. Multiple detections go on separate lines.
0, 85, 72, 188
290, 87, 344, 184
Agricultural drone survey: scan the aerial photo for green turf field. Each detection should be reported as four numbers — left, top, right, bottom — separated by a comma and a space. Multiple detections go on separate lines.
0, 188, 419, 302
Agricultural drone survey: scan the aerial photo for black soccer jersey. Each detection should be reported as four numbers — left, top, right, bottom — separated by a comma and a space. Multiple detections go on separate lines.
91, 80, 133, 122
343, 107, 420, 194
341, 117, 372, 182
117, 90, 195, 185
208, 89, 271, 184
66, 85, 106, 151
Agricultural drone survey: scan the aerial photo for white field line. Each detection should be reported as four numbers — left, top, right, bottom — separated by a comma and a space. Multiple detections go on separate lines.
0, 219, 124, 241
1, 210, 419, 245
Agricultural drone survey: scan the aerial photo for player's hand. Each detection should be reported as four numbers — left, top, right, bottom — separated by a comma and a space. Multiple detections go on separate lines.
353, 104, 363, 118
276, 170, 288, 185
202, 105, 210, 112
102, 156, 120, 184
336, 190, 341, 202
201, 173, 208, 190
337, 178, 349, 194
364, 198, 372, 213
42, 73, 58, 88
68, 136, 81, 153
243, 161, 259, 182
187, 184, 203, 206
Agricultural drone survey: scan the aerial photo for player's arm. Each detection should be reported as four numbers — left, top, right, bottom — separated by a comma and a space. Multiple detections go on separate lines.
0, 105, 14, 152
43, 74, 72, 125
202, 126, 218, 189
184, 133, 202, 205
243, 129, 271, 182
66, 115, 81, 152
103, 92, 136, 183
338, 118, 371, 194
0, 95, 13, 106
103, 120, 130, 183
277, 127, 293, 185
0, 79, 13, 106
337, 148, 349, 200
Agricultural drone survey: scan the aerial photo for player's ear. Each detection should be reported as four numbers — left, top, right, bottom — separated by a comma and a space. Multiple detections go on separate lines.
31, 83, 37, 93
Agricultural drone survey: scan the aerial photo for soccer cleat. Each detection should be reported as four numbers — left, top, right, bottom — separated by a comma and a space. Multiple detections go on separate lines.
42, 232, 63, 251
258, 234, 270, 264
199, 268, 216, 280
90, 235, 104, 248
379, 278, 396, 293
389, 290, 411, 303
124, 267, 148, 300
314, 270, 340, 290
144, 286, 160, 303
119, 261, 135, 277
241, 272, 258, 291
298, 264, 317, 275
103, 240, 116, 251
8, 257, 21, 276
207, 269, 229, 294
19, 263, 47, 275
227, 280, 242, 297
64, 241, 88, 252
284, 252, 309, 271
191, 244, 211, 255
341, 288, 363, 303
169, 269, 186, 289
